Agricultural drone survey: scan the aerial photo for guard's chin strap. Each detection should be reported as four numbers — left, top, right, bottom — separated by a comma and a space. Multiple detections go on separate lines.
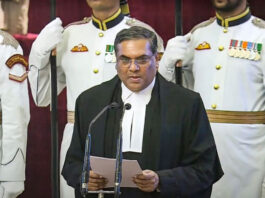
120, 0, 130, 16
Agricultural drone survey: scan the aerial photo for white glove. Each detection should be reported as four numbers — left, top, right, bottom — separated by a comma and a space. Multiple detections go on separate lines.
32, 17, 63, 56
0, 35, 3, 44
160, 33, 191, 69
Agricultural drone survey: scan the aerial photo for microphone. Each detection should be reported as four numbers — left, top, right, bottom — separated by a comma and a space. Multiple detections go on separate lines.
80, 102, 120, 197
114, 103, 131, 198
124, 103, 131, 110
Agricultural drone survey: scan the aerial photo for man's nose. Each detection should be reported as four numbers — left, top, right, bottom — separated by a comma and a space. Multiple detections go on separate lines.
129, 60, 140, 71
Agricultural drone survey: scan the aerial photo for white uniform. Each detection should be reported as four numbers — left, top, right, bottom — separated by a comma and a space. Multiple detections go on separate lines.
28, 9, 163, 198
0, 30, 30, 198
159, 8, 265, 198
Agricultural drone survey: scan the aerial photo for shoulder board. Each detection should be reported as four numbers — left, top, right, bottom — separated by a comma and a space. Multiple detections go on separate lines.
126, 18, 154, 30
125, 18, 164, 52
64, 17, 92, 29
252, 17, 265, 29
0, 30, 19, 49
190, 17, 216, 33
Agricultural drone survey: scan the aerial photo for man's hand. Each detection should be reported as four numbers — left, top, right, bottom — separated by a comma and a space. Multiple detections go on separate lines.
133, 169, 159, 192
87, 171, 108, 191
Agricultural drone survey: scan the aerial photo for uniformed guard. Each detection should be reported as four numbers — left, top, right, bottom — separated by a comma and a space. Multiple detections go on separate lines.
0, 30, 30, 198
159, 0, 265, 198
0, 0, 30, 34
28, 1, 164, 198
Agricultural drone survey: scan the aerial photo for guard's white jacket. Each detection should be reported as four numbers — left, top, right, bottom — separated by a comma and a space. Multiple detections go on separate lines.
159, 8, 265, 198
0, 30, 30, 182
28, 9, 163, 198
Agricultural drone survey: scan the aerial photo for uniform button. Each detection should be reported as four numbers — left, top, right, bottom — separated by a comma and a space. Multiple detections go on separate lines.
211, 104, 217, 109
95, 51, 101, 55
216, 65, 222, 70
98, 32, 104, 37
93, 68, 99, 73
214, 84, 220, 90
223, 28, 228, 33
218, 46, 224, 51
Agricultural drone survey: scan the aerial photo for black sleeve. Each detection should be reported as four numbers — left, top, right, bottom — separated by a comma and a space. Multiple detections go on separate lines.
157, 95, 223, 198
62, 96, 84, 189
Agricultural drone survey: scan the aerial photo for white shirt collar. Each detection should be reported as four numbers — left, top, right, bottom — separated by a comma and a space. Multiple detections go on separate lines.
121, 77, 156, 102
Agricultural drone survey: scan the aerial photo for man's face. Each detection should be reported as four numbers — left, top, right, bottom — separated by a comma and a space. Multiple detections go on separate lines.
86, 0, 119, 11
116, 39, 158, 92
211, 0, 244, 12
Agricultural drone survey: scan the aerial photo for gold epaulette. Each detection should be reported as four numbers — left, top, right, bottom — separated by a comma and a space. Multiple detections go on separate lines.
0, 30, 19, 49
125, 18, 156, 31
125, 18, 164, 52
64, 17, 92, 29
190, 17, 216, 34
252, 17, 265, 29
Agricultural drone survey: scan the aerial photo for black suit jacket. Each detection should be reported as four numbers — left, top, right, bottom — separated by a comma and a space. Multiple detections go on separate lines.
62, 74, 223, 198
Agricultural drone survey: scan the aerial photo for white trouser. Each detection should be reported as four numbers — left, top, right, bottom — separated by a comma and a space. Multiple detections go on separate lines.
60, 123, 75, 198
211, 123, 265, 198
262, 178, 265, 198
0, 182, 24, 198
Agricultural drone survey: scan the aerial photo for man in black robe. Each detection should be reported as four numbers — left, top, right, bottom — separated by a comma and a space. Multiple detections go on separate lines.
62, 26, 223, 198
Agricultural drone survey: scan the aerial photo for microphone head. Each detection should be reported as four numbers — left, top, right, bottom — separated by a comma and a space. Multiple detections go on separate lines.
124, 103, 131, 110
109, 102, 120, 109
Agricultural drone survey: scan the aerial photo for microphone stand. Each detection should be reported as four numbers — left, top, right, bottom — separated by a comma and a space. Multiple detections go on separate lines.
114, 103, 131, 198
114, 130, 122, 198
80, 102, 120, 198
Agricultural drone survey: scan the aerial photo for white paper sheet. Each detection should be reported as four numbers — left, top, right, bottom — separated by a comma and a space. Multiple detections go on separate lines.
90, 156, 142, 188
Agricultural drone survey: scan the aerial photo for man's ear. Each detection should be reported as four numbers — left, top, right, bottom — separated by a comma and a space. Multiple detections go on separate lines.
155, 53, 159, 69
156, 52, 163, 61
115, 53, 118, 69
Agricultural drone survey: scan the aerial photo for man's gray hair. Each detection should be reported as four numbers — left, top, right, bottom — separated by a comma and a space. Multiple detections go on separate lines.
114, 26, 158, 55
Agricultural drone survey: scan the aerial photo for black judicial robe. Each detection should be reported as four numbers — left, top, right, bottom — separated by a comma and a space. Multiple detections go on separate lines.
62, 74, 223, 198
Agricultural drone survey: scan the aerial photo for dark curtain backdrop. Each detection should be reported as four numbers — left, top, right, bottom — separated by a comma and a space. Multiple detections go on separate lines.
20, 1, 265, 198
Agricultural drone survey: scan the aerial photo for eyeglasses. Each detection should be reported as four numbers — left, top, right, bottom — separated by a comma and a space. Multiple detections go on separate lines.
117, 55, 154, 68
